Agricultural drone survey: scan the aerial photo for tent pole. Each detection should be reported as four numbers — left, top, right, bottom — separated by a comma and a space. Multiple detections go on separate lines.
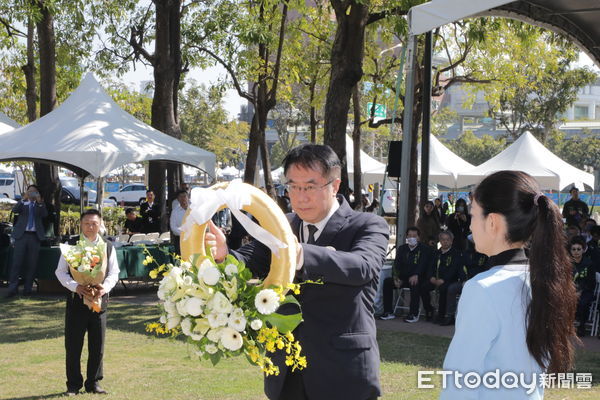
420, 31, 432, 210
79, 175, 84, 215
396, 33, 418, 248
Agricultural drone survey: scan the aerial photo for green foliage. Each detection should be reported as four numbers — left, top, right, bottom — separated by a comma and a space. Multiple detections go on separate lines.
547, 129, 600, 170
179, 80, 248, 167
443, 131, 506, 166
460, 18, 598, 143
105, 80, 153, 125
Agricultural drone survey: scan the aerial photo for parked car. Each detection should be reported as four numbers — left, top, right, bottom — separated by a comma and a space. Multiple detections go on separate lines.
381, 188, 397, 215
105, 183, 148, 205
60, 186, 117, 207
0, 177, 15, 198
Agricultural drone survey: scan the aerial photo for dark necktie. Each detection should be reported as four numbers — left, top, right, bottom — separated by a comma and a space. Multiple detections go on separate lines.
306, 224, 318, 244
27, 202, 35, 231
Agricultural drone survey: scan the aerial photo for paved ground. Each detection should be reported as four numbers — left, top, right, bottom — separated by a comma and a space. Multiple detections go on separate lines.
3, 284, 600, 352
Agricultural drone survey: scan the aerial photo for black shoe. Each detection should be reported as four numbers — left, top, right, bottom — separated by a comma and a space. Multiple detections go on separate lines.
4, 291, 17, 298
404, 314, 419, 323
86, 386, 108, 394
22, 291, 33, 296
65, 389, 79, 396
378, 312, 396, 321
577, 325, 587, 338
440, 316, 455, 326
433, 314, 445, 324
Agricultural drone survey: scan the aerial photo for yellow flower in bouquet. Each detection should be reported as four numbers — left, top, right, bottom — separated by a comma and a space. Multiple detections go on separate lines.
146, 254, 308, 376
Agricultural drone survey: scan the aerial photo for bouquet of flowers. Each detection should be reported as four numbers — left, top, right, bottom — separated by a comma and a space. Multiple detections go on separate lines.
59, 237, 107, 312
146, 253, 307, 376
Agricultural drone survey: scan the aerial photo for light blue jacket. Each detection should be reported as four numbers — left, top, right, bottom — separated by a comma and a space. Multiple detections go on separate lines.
440, 264, 544, 400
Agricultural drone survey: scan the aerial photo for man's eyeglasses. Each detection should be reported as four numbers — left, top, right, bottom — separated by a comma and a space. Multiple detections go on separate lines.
284, 180, 334, 195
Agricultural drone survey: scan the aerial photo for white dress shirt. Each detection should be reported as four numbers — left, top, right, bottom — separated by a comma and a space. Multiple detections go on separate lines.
55, 235, 120, 293
300, 200, 340, 243
170, 204, 188, 236
440, 264, 543, 400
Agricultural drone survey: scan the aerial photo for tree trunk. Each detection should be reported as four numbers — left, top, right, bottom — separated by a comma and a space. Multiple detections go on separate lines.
309, 78, 317, 143
244, 111, 260, 184
324, 1, 369, 198
352, 85, 363, 210
22, 18, 37, 123
35, 0, 60, 236
150, 0, 183, 231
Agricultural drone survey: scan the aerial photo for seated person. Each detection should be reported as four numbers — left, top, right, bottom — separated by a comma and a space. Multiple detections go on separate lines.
570, 236, 596, 337
443, 245, 489, 326
421, 231, 463, 324
379, 226, 433, 323
124, 208, 143, 234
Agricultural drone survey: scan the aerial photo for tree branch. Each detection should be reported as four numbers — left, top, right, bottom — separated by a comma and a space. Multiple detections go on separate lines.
367, 7, 408, 25
0, 16, 26, 37
191, 45, 254, 103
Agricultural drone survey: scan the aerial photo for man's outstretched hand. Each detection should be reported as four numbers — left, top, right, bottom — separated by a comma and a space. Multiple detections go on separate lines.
205, 220, 228, 263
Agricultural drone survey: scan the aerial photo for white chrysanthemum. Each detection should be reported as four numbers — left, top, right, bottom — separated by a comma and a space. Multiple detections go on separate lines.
206, 328, 223, 343
207, 313, 228, 328
255, 289, 280, 315
166, 315, 181, 330
190, 333, 203, 341
159, 315, 167, 324
182, 275, 193, 286
209, 292, 233, 314
228, 313, 246, 332
197, 258, 213, 279
164, 300, 177, 315
185, 297, 205, 317
157, 287, 166, 301
181, 261, 192, 270
220, 327, 243, 351
162, 275, 177, 291
250, 319, 263, 331
170, 266, 183, 278
205, 343, 218, 354
181, 318, 193, 336
203, 266, 221, 286
176, 298, 189, 316
224, 263, 238, 276
231, 308, 244, 319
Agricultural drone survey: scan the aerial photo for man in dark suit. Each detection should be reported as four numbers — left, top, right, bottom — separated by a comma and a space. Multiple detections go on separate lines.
140, 190, 161, 233
206, 144, 389, 400
5, 184, 48, 297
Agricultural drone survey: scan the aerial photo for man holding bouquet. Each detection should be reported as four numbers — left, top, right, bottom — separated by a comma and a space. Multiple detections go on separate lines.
55, 209, 120, 396
206, 144, 389, 400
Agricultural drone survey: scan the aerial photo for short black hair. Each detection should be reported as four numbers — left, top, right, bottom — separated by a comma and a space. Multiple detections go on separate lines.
80, 208, 102, 221
146, 189, 154, 194
175, 189, 188, 198
283, 144, 341, 179
406, 226, 420, 235
570, 235, 586, 248
569, 187, 579, 193
125, 208, 135, 215
27, 184, 40, 191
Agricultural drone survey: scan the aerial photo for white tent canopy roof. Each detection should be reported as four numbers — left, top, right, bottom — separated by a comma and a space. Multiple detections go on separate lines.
456, 132, 595, 190
0, 111, 19, 134
0, 73, 216, 178
417, 135, 475, 187
410, 0, 512, 35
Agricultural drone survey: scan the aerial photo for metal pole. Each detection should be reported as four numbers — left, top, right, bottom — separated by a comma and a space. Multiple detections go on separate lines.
396, 34, 418, 248
79, 175, 84, 215
420, 31, 432, 212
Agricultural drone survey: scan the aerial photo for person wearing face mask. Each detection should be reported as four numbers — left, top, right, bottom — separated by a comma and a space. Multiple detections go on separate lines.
570, 236, 596, 337
421, 231, 463, 324
379, 227, 434, 323
5, 184, 48, 298
446, 197, 471, 251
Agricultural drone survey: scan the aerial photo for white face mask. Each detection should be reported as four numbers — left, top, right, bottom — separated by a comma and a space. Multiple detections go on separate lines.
406, 237, 418, 246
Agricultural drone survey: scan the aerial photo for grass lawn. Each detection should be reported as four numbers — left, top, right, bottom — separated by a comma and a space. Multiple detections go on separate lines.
0, 296, 598, 400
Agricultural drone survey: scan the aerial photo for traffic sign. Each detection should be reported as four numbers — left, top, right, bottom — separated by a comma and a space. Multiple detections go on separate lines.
367, 102, 387, 118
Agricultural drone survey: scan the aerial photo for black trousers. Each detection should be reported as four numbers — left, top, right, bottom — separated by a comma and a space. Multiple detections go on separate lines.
65, 293, 107, 391
172, 233, 181, 256
445, 282, 463, 317
382, 277, 420, 316
420, 281, 453, 317
7, 232, 41, 294
277, 369, 378, 400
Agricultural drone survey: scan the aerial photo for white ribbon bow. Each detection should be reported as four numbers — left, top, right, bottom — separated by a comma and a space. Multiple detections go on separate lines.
181, 179, 287, 255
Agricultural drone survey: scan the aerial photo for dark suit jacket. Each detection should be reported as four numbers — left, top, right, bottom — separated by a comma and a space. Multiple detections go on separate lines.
12, 200, 48, 241
140, 201, 161, 233
232, 197, 389, 400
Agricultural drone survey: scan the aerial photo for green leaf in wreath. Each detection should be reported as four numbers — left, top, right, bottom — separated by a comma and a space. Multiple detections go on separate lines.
265, 312, 302, 334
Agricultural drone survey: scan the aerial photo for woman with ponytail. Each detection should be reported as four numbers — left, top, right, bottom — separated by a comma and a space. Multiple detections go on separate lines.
440, 171, 577, 399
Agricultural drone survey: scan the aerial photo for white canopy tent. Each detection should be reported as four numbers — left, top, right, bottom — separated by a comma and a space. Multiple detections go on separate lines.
0, 111, 19, 134
417, 135, 475, 188
345, 135, 387, 187
0, 73, 216, 179
456, 132, 595, 190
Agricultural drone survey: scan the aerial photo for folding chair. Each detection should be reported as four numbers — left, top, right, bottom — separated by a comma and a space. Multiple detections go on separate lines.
588, 272, 600, 337
116, 234, 130, 243
159, 232, 171, 242
129, 233, 146, 244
